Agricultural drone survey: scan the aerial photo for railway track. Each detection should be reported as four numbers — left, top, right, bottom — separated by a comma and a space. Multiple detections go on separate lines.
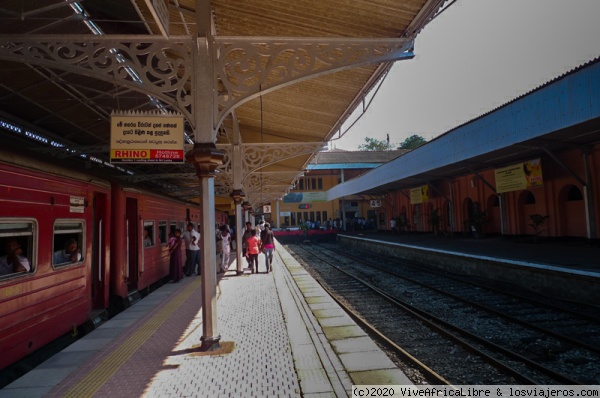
286, 243, 600, 385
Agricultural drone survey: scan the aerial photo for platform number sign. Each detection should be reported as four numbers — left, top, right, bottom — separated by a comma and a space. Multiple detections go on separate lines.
369, 199, 382, 208
263, 205, 272, 214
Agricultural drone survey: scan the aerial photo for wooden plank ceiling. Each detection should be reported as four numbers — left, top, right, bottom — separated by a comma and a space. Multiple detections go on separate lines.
0, 0, 443, 208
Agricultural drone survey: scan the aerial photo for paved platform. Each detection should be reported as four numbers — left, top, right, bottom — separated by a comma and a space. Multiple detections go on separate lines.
339, 231, 600, 273
337, 231, 600, 306
1, 243, 412, 398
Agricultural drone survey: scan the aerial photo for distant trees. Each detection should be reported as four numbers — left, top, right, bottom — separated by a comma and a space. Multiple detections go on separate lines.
358, 134, 428, 151
398, 134, 427, 149
358, 137, 395, 151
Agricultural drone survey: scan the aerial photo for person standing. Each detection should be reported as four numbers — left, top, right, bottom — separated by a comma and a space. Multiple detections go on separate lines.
169, 229, 183, 282
246, 229, 260, 274
218, 226, 232, 273
390, 217, 397, 234
183, 222, 201, 276
260, 222, 275, 273
241, 221, 253, 270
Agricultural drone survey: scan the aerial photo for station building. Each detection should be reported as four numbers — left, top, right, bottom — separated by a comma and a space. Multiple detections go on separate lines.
328, 57, 600, 242
270, 149, 406, 229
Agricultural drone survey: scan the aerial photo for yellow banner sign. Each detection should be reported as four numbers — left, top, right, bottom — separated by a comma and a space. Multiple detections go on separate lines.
495, 158, 543, 193
410, 185, 428, 204
110, 112, 185, 163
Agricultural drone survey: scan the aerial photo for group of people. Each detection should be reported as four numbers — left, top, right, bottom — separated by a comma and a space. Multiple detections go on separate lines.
165, 219, 276, 281
167, 223, 201, 283
0, 237, 82, 277
241, 220, 275, 274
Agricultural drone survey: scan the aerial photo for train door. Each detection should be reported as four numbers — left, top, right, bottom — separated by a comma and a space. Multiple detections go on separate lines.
125, 198, 139, 291
92, 192, 109, 309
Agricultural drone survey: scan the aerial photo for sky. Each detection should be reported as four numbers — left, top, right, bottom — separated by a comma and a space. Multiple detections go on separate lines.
328, 0, 600, 151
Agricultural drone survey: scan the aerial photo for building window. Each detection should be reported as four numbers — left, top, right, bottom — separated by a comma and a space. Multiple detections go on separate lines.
323, 211, 328, 221
53, 220, 84, 267
297, 212, 302, 225
0, 220, 35, 277
318, 178, 323, 190
299, 179, 304, 190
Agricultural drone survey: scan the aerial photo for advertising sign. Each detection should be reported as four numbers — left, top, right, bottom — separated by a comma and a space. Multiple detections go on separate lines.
110, 111, 185, 163
410, 185, 428, 204
495, 158, 543, 193
283, 191, 327, 203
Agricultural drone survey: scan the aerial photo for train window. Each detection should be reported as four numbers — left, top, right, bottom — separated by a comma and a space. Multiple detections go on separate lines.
143, 221, 154, 247
158, 221, 167, 244
170, 221, 177, 235
0, 220, 35, 278
53, 221, 84, 267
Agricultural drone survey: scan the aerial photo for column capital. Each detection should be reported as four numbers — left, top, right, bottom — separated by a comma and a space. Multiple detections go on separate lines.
186, 143, 224, 177
230, 189, 245, 205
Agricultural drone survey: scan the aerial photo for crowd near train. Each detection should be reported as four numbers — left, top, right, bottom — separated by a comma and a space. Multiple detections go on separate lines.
0, 151, 228, 375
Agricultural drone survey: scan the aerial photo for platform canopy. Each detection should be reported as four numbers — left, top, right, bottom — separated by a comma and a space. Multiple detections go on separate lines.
0, 0, 447, 210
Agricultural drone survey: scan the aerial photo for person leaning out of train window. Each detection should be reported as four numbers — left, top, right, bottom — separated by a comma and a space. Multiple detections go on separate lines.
53, 238, 82, 264
143, 229, 152, 247
0, 239, 31, 275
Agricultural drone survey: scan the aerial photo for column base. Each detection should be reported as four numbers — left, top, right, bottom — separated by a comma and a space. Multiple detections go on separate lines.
199, 335, 222, 352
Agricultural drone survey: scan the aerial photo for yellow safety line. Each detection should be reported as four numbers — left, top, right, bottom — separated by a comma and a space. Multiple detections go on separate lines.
63, 278, 202, 398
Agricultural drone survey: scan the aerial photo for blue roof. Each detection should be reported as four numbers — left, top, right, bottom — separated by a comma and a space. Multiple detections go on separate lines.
307, 163, 383, 170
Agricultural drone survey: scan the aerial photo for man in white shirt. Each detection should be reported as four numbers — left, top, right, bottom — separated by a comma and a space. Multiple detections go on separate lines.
182, 223, 201, 276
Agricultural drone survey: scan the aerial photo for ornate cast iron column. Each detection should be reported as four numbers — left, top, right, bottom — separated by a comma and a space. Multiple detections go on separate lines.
186, 143, 224, 351
230, 189, 245, 275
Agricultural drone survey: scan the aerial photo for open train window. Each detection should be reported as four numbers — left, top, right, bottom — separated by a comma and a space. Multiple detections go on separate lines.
53, 220, 84, 268
0, 220, 36, 278
158, 221, 167, 244
143, 221, 155, 248
170, 221, 177, 235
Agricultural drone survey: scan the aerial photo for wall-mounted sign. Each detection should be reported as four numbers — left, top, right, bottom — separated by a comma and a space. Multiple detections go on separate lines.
283, 191, 326, 203
495, 158, 543, 193
410, 185, 428, 204
110, 111, 184, 163
262, 205, 272, 214
369, 199, 382, 208
70, 196, 85, 213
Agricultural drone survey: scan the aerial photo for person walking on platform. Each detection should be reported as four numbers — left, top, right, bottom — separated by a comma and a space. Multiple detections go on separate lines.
260, 222, 275, 273
218, 226, 232, 273
242, 221, 253, 270
183, 222, 201, 276
246, 229, 260, 274
168, 229, 183, 282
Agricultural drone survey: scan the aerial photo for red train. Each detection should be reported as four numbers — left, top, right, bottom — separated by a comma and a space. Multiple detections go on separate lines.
0, 151, 228, 374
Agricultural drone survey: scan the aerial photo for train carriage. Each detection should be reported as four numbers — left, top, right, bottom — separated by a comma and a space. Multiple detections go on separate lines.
0, 152, 227, 373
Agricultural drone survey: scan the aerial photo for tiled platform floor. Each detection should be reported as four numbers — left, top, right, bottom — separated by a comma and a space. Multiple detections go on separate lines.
1, 242, 412, 398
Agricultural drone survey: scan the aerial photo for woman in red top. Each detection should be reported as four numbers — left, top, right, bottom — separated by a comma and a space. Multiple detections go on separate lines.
246, 229, 260, 274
